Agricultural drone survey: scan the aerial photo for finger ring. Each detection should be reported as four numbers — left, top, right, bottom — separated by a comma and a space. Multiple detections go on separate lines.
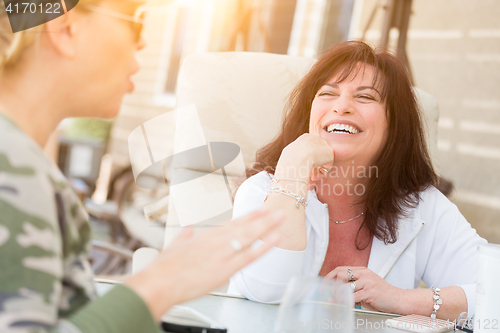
347, 268, 354, 282
230, 239, 243, 252
350, 281, 357, 292
320, 167, 329, 174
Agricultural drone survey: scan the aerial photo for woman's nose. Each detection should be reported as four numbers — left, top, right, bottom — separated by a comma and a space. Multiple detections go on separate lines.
334, 107, 352, 115
333, 94, 353, 115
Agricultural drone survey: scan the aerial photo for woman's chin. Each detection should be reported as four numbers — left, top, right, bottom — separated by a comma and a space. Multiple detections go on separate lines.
103, 106, 121, 119
330, 149, 364, 165
326, 145, 356, 163
89, 104, 121, 119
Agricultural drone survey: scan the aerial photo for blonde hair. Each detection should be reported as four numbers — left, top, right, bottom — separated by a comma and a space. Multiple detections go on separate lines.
0, 0, 142, 70
0, 1, 39, 69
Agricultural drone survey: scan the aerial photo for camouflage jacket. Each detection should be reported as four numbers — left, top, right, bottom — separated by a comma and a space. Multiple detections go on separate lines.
0, 114, 160, 332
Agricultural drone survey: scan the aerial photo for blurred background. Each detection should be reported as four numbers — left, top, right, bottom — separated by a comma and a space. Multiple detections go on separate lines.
47, 0, 499, 274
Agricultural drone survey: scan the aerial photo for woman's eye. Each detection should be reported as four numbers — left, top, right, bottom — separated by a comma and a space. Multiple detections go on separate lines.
318, 91, 337, 97
357, 94, 376, 101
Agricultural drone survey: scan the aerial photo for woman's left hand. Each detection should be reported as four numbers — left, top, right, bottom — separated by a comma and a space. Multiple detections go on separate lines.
325, 266, 405, 314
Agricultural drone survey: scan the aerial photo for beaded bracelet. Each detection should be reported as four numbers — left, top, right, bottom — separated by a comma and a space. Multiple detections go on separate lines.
267, 186, 308, 209
430, 285, 442, 319
271, 177, 309, 187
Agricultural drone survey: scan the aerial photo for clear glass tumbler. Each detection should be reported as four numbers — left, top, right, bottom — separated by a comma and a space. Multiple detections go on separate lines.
274, 275, 354, 333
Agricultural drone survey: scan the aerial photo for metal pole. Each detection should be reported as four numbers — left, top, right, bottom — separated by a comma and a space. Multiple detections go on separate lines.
379, 0, 396, 47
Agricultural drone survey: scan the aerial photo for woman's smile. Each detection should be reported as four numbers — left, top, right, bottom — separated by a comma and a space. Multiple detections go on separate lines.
324, 121, 361, 135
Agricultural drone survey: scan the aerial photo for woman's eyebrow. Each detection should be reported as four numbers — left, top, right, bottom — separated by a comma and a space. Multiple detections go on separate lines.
357, 86, 381, 96
322, 84, 381, 97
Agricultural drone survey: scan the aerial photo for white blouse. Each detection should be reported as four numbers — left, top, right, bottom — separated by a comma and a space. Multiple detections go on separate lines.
228, 171, 487, 317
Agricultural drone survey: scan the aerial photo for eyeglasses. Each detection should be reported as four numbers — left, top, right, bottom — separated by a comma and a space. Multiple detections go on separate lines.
81, 4, 145, 44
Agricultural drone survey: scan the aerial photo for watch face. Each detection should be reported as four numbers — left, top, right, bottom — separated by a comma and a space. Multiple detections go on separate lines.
3, 0, 80, 33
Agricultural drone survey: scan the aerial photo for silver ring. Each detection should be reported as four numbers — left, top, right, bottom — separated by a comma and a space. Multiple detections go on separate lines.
350, 281, 357, 292
347, 268, 354, 282
230, 239, 243, 252
320, 167, 329, 174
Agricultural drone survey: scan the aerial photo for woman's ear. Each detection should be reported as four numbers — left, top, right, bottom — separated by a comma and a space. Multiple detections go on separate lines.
42, 10, 81, 58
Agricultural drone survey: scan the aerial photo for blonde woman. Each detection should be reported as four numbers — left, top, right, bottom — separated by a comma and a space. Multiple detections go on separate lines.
0, 1, 283, 332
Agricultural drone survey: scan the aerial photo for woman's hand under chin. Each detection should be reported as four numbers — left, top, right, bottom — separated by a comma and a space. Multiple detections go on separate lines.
276, 133, 334, 187
325, 266, 406, 315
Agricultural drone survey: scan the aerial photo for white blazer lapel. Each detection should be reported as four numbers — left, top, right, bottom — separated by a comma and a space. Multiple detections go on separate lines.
368, 214, 425, 279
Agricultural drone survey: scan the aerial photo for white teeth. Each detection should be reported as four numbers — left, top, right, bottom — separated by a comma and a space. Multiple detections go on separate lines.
326, 123, 360, 134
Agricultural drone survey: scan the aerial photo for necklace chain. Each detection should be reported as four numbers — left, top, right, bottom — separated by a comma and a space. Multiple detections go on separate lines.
329, 212, 364, 224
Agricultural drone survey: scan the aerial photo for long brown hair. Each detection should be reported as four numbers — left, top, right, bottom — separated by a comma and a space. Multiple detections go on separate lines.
247, 41, 437, 245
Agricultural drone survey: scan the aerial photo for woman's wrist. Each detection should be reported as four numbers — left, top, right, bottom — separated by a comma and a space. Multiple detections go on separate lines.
125, 269, 178, 321
270, 174, 309, 192
397, 288, 437, 317
396, 288, 416, 315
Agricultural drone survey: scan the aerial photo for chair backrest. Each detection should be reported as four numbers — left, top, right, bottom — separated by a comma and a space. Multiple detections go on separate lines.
163, 52, 315, 246
413, 87, 440, 172
164, 51, 439, 247
176, 52, 316, 170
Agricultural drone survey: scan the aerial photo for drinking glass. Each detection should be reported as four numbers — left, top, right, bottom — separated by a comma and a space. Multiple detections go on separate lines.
475, 243, 500, 333
274, 275, 354, 333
